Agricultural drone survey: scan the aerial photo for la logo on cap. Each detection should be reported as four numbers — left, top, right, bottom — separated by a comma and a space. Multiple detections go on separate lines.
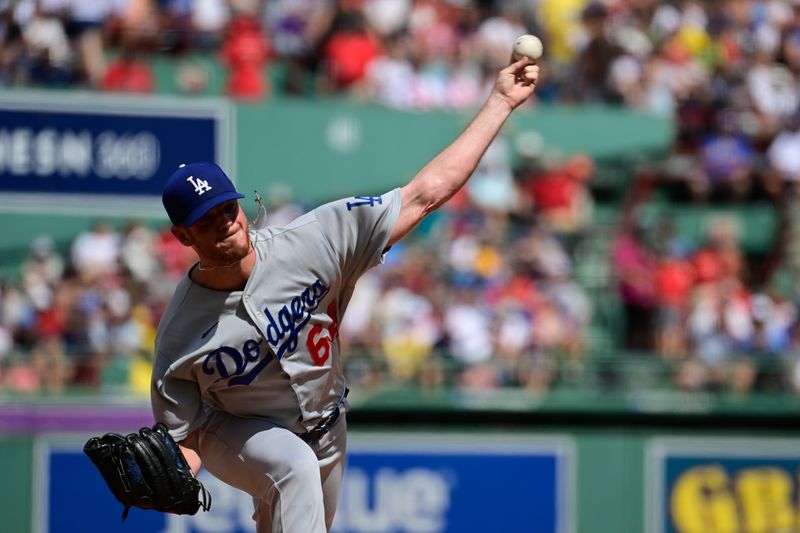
186, 175, 212, 195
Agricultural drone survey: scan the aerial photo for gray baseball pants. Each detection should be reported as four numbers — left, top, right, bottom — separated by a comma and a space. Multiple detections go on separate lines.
197, 411, 347, 532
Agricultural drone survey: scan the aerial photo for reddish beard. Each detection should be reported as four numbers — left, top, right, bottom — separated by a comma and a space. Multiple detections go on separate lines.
203, 232, 252, 266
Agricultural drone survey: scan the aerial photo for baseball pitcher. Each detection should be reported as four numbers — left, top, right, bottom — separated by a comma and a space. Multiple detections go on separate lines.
85, 56, 539, 532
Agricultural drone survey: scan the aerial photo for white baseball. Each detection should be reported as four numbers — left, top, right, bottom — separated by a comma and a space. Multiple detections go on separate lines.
513, 34, 543, 60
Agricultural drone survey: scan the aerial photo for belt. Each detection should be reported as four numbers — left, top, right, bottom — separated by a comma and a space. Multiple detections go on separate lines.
297, 388, 348, 443
297, 406, 342, 442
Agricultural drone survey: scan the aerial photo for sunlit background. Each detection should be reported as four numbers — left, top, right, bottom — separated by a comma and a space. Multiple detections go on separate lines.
2, 1, 800, 532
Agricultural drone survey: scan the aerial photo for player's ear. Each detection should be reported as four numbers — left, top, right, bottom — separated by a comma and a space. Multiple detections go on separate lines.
171, 226, 192, 247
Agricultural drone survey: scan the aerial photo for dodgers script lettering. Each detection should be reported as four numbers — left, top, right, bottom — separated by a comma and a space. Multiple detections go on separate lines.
265, 279, 330, 359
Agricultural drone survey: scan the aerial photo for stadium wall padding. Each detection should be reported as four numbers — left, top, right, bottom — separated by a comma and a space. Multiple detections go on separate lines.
3, 403, 800, 533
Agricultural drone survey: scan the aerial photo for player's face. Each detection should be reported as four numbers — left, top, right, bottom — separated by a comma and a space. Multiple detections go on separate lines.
180, 200, 251, 265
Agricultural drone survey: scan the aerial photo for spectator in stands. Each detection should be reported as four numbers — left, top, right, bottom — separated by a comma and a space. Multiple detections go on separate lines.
70, 220, 121, 282
570, 2, 623, 103
101, 44, 154, 93
22, 236, 64, 296
767, 111, 800, 182
612, 218, 657, 352
104, 0, 159, 49
155, 225, 197, 281
120, 221, 158, 283
444, 285, 496, 390
781, 2, 800, 74
154, 0, 194, 53
262, 0, 331, 95
319, 4, 381, 93
363, 30, 417, 109
692, 216, 748, 286
66, 0, 112, 86
20, 237, 65, 361
375, 277, 440, 384
696, 109, 758, 201
31, 336, 72, 392
651, 219, 695, 358
21, 2, 74, 86
219, 13, 272, 101
190, 0, 229, 50
522, 152, 595, 252
474, 4, 527, 68
408, 0, 462, 66
746, 23, 798, 137
466, 135, 515, 217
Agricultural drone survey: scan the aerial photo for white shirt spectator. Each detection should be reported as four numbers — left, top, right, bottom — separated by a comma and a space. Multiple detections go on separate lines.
378, 286, 439, 353
366, 54, 417, 109
445, 300, 493, 365
68, 0, 113, 23
192, 0, 230, 34
364, 0, 410, 37
468, 135, 514, 212
22, 13, 72, 67
339, 270, 382, 342
767, 126, 800, 181
475, 13, 527, 66
71, 222, 121, 278
747, 63, 798, 122
120, 223, 158, 282
0, 325, 11, 363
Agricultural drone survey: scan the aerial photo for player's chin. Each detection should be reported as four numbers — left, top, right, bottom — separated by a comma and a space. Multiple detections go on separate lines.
216, 231, 250, 257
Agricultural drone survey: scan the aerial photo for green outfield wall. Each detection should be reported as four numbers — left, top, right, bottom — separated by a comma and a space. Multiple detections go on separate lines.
3, 398, 800, 533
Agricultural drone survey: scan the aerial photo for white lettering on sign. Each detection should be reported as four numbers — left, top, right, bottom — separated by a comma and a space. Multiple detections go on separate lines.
333, 467, 452, 533
11, 128, 32, 174
59, 130, 92, 175
34, 128, 57, 176
0, 127, 160, 180
94, 131, 160, 179
159, 466, 453, 533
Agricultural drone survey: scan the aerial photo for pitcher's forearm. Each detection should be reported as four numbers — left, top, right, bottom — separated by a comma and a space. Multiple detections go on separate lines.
410, 94, 513, 214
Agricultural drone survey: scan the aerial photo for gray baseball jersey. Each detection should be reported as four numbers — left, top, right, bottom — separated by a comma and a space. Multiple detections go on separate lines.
151, 189, 401, 442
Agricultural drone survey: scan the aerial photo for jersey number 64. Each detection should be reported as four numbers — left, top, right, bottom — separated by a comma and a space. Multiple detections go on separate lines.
306, 301, 339, 366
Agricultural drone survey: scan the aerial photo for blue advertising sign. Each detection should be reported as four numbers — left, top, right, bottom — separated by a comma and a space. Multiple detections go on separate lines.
0, 91, 232, 216
647, 437, 800, 533
35, 432, 573, 533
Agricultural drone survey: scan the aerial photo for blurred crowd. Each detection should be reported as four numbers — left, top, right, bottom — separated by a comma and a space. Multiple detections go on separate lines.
5, 0, 800, 399
0, 0, 796, 115
0, 152, 596, 396
0, 219, 198, 395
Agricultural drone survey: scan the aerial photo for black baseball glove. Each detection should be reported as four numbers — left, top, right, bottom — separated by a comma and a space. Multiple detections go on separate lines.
83, 423, 211, 521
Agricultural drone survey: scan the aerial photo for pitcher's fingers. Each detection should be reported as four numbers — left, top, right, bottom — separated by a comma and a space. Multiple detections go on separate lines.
504, 55, 532, 72
524, 65, 540, 81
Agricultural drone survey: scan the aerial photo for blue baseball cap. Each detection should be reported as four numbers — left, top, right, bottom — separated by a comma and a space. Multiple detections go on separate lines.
162, 162, 245, 227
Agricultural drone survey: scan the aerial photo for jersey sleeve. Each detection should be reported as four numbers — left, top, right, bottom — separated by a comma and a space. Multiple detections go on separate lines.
314, 188, 401, 284
151, 354, 207, 442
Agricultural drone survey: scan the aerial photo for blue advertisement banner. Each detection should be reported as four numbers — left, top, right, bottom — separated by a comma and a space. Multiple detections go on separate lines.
0, 92, 232, 216
35, 432, 573, 533
647, 437, 800, 533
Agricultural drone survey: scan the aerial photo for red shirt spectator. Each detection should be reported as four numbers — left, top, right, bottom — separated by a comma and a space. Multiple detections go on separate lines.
324, 33, 381, 89
102, 51, 154, 93
322, 8, 381, 91
156, 228, 198, 280
220, 16, 272, 101
528, 168, 578, 211
691, 245, 726, 284
654, 258, 695, 309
